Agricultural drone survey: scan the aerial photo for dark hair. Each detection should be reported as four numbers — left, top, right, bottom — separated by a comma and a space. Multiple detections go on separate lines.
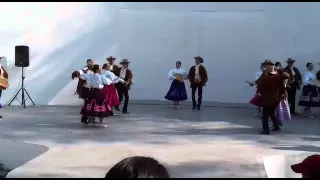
102, 63, 108, 70
275, 62, 281, 66
105, 156, 170, 178
92, 64, 100, 73
176, 61, 181, 66
71, 71, 80, 80
87, 59, 93, 62
306, 63, 313, 67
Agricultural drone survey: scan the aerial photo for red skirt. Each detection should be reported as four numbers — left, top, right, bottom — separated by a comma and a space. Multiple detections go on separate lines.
102, 84, 120, 107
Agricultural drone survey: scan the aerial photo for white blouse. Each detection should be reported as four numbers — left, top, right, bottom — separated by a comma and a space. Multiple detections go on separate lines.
302, 71, 317, 86
168, 68, 188, 80
78, 68, 93, 88
80, 72, 112, 89
101, 70, 125, 84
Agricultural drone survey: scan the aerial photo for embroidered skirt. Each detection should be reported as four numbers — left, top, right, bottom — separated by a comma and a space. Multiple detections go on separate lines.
298, 85, 320, 107
81, 88, 112, 118
102, 84, 120, 107
165, 79, 188, 101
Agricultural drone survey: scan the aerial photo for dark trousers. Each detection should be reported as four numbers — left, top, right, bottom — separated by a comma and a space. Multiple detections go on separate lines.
191, 83, 203, 108
116, 82, 129, 112
261, 102, 280, 131
286, 87, 297, 113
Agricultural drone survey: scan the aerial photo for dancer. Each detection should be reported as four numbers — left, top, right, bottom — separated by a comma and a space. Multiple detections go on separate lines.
0, 57, 8, 119
188, 56, 208, 110
71, 59, 94, 124
275, 62, 282, 69
114, 59, 133, 114
255, 60, 289, 135
247, 62, 265, 117
104, 56, 120, 73
80, 64, 113, 126
165, 61, 188, 108
283, 58, 302, 115
101, 64, 127, 115
298, 63, 320, 118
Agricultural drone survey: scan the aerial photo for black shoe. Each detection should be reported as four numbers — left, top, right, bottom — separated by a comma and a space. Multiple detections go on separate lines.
81, 116, 88, 124
197, 106, 201, 110
0, 115, 3, 118
192, 106, 196, 110
291, 112, 299, 116
115, 106, 120, 111
122, 111, 130, 114
272, 127, 281, 131
260, 130, 270, 135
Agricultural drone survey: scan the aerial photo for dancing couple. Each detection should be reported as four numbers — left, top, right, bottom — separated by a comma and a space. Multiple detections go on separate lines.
71, 58, 133, 126
165, 56, 208, 110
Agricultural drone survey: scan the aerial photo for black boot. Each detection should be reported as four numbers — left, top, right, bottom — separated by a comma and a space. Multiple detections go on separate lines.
115, 106, 120, 111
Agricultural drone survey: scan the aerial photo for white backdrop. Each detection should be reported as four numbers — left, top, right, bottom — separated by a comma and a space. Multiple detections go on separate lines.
1, 2, 320, 105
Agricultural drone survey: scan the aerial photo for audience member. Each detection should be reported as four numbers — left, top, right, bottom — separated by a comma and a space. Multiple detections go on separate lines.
291, 154, 320, 178
105, 156, 170, 178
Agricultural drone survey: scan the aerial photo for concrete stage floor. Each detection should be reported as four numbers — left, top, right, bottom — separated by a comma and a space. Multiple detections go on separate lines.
0, 105, 320, 178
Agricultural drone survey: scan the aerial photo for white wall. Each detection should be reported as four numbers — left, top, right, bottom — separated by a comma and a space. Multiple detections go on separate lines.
1, 2, 320, 105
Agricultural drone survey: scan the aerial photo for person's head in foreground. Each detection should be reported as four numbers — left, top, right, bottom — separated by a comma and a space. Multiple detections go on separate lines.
105, 156, 170, 178
291, 154, 320, 178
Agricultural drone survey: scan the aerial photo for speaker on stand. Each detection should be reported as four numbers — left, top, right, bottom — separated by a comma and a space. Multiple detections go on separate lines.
8, 45, 35, 108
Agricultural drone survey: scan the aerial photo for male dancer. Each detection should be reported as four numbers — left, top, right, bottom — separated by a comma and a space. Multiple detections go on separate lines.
188, 56, 208, 110
283, 58, 301, 115
0, 57, 8, 119
104, 56, 120, 73
255, 60, 289, 134
114, 59, 133, 114
72, 59, 94, 124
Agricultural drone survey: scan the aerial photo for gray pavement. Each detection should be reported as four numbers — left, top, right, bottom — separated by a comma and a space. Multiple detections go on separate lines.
0, 105, 320, 178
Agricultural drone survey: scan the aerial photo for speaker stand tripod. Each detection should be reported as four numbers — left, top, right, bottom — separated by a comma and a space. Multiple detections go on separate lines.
8, 67, 35, 108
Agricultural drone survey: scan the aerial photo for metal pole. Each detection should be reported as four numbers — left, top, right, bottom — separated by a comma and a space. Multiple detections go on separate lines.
21, 67, 25, 108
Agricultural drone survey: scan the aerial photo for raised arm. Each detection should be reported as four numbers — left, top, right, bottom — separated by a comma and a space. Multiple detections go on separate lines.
79, 70, 89, 80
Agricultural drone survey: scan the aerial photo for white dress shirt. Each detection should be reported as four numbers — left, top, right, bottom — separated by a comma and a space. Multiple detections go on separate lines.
290, 67, 296, 81
119, 67, 127, 79
168, 68, 188, 80
302, 71, 317, 86
194, 64, 201, 81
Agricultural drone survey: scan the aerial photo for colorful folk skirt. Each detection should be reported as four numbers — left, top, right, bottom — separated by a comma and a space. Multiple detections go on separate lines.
102, 84, 120, 107
165, 79, 188, 101
249, 94, 261, 107
81, 88, 112, 118
298, 85, 320, 107
276, 99, 291, 122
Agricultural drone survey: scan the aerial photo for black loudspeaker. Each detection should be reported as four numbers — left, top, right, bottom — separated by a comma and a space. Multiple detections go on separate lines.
15, 45, 29, 67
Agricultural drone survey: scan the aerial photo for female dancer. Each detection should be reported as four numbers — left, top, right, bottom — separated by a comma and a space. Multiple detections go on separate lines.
165, 61, 188, 108
80, 64, 113, 126
101, 64, 126, 114
298, 63, 320, 118
247, 62, 265, 117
